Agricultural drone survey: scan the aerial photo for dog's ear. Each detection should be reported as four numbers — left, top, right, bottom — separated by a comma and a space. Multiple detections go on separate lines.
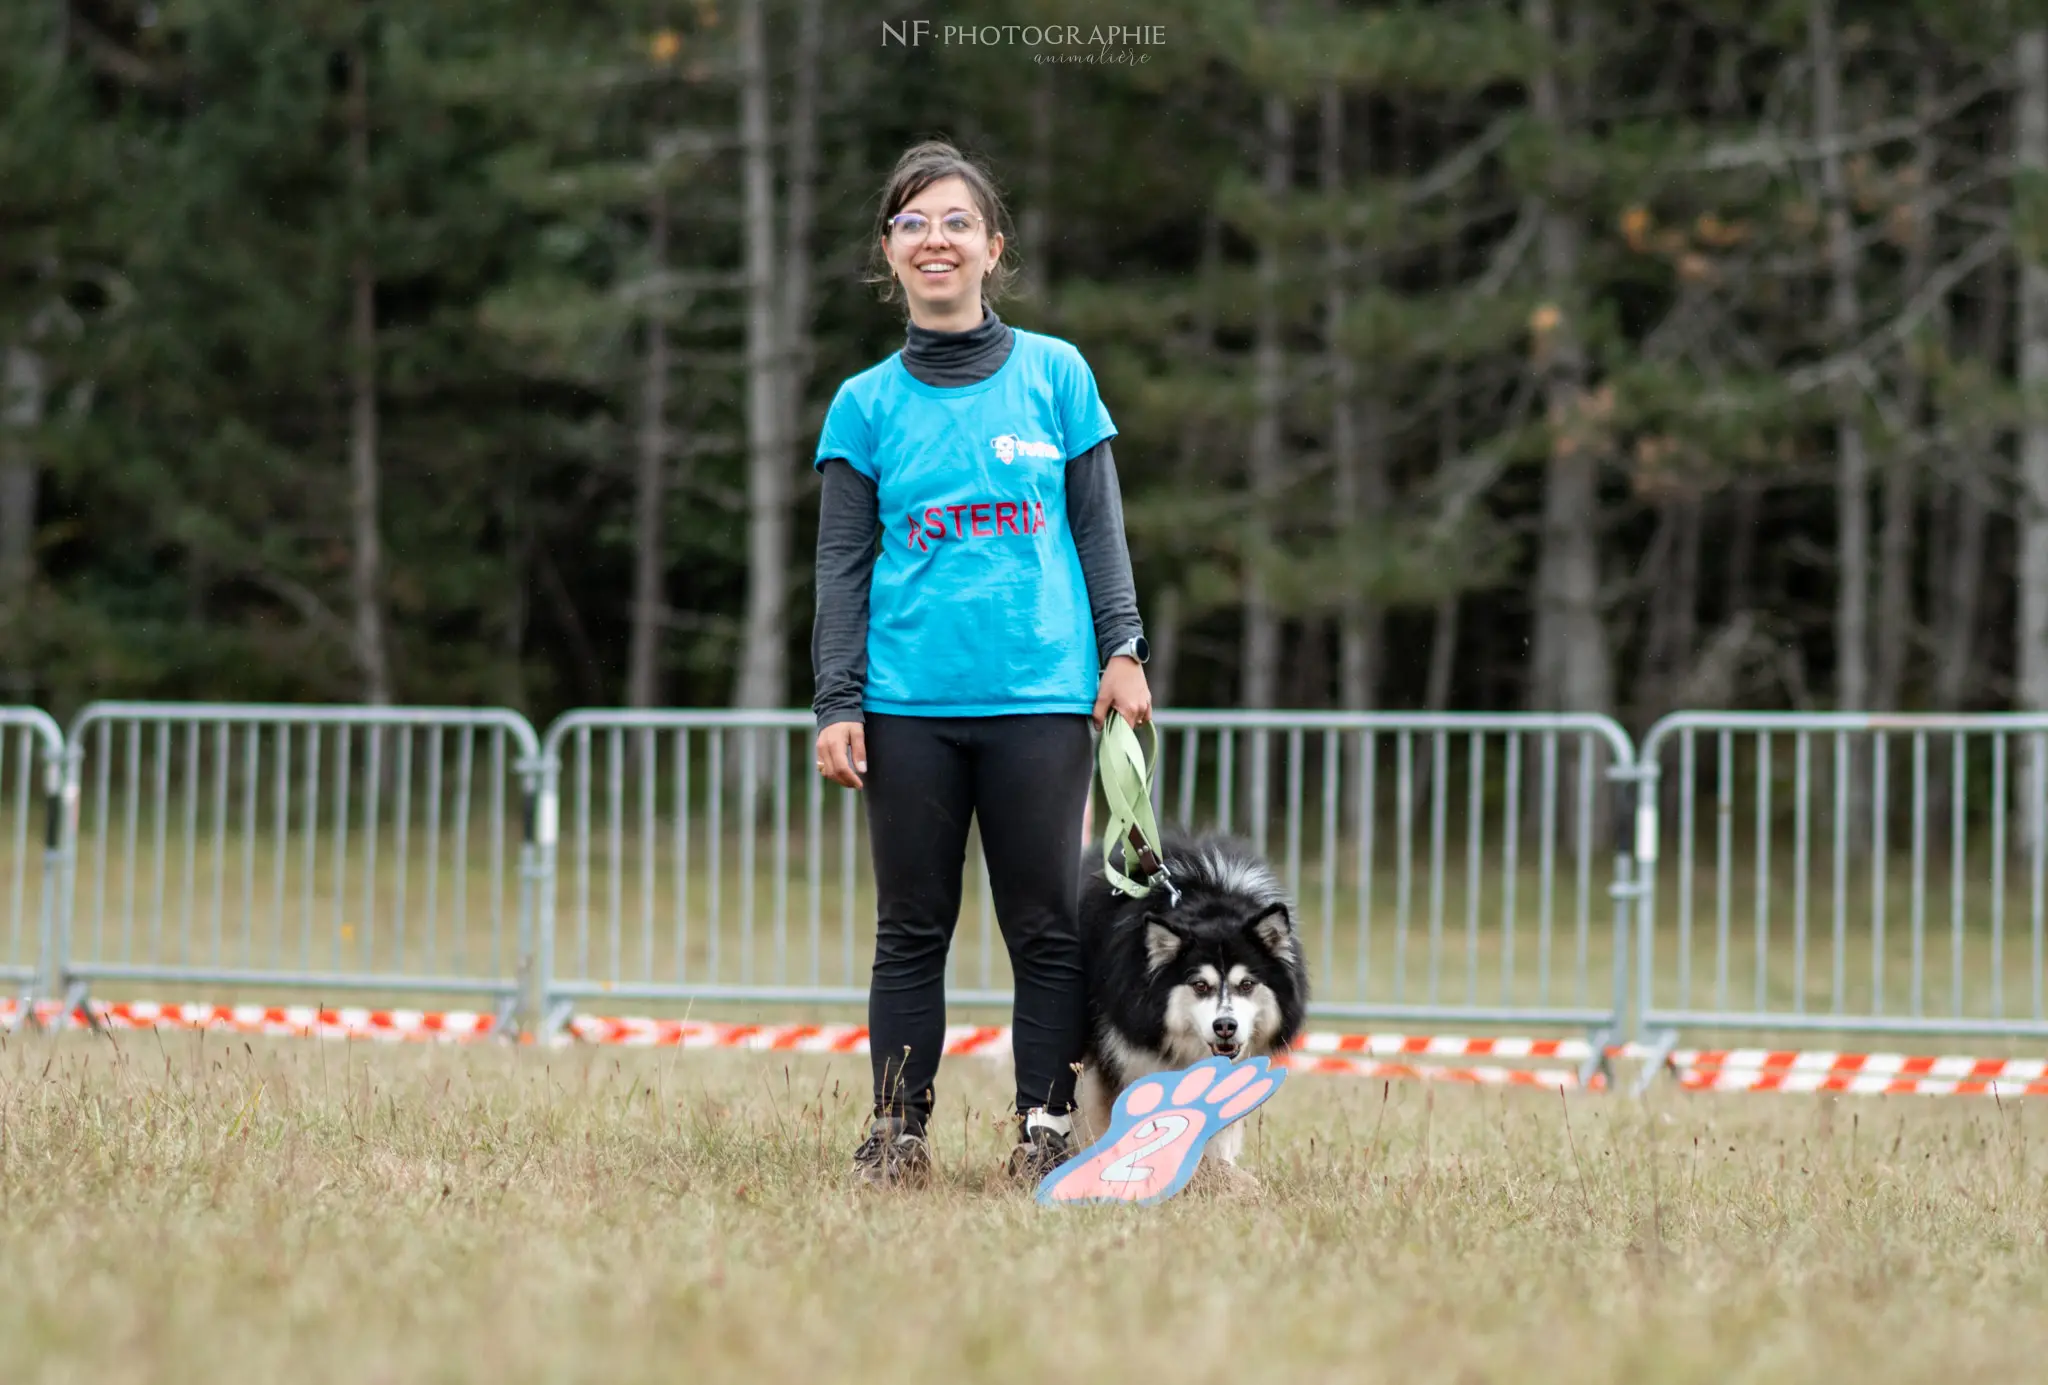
1244, 902, 1295, 963
1143, 916, 1184, 972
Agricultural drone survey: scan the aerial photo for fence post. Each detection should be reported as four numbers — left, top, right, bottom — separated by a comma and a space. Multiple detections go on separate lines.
1632, 754, 1661, 1047
1596, 740, 1646, 1089
517, 740, 562, 1041
33, 744, 64, 1009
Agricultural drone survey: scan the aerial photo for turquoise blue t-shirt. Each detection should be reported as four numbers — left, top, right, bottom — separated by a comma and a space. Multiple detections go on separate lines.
813, 328, 1117, 718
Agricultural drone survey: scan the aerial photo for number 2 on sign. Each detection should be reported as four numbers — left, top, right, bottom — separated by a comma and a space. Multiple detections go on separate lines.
1097, 1114, 1193, 1184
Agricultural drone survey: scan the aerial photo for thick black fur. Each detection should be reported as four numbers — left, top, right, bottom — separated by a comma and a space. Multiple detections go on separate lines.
1078, 827, 1310, 1094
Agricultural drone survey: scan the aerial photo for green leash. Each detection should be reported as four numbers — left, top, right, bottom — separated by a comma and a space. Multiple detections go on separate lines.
1097, 711, 1178, 903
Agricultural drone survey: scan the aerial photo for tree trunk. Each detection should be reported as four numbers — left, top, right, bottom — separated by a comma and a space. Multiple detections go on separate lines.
1726, 477, 1760, 618
346, 26, 391, 706
626, 190, 671, 710
1241, 89, 1289, 710
1150, 585, 1182, 711
1873, 67, 1939, 713
1675, 497, 1702, 703
1812, 0, 1869, 717
0, 345, 42, 701
2017, 28, 2048, 723
1527, 0, 1612, 717
779, 0, 822, 425
1425, 595, 1460, 711
1020, 67, 1054, 302
502, 483, 530, 707
1323, 81, 1382, 713
1936, 266, 2003, 711
1940, 481, 1991, 708
1639, 496, 1702, 722
733, 0, 788, 712
1871, 417, 1917, 710
1155, 213, 1220, 718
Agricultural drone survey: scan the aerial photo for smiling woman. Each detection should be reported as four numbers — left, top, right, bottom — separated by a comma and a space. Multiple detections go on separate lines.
809, 140, 1151, 1192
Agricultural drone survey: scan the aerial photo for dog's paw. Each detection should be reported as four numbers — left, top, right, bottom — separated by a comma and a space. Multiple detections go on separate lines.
1036, 1055, 1283, 1207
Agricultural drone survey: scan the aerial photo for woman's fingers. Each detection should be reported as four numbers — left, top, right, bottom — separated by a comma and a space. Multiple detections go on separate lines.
816, 723, 866, 790
1096, 661, 1153, 729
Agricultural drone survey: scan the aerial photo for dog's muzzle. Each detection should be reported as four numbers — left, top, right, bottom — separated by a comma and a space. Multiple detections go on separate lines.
1210, 1014, 1242, 1060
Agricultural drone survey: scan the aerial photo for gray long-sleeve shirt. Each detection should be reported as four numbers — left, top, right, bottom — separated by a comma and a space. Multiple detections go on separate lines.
810, 307, 1144, 732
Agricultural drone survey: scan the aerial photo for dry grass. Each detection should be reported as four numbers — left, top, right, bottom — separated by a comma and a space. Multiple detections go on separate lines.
4, 1031, 2047, 1384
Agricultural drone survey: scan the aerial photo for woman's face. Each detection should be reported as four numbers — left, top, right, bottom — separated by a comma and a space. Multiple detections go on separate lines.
883, 175, 1003, 324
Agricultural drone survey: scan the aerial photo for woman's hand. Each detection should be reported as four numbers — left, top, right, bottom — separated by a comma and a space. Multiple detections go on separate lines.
816, 721, 866, 789
1092, 655, 1152, 732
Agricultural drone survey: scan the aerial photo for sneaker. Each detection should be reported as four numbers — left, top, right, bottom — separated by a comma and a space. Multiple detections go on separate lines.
1006, 1108, 1075, 1184
850, 1115, 932, 1189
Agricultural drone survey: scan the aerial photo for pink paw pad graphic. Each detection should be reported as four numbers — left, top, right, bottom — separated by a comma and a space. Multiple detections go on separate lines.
1037, 1054, 1285, 1207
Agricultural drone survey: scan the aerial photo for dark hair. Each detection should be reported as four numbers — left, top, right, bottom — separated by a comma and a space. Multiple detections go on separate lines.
864, 140, 1017, 306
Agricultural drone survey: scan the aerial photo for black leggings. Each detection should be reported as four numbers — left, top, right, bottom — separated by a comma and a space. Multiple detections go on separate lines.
862, 712, 1094, 1129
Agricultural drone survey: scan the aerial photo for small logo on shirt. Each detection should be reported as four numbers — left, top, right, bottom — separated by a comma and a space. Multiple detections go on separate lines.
991, 433, 1060, 464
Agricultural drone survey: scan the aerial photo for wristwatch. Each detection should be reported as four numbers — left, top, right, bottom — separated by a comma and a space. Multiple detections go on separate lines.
1108, 635, 1149, 665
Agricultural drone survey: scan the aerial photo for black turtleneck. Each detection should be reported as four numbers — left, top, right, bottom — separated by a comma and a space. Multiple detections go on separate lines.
810, 307, 1144, 732
901, 305, 1015, 386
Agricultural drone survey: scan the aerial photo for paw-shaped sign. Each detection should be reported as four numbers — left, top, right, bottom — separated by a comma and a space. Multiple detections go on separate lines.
1036, 1054, 1284, 1207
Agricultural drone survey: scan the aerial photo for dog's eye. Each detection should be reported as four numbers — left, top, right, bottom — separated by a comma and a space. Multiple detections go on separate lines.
1235, 979, 1257, 996
1189, 979, 1212, 996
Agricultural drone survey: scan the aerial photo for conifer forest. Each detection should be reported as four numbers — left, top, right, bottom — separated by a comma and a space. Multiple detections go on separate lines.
4, 0, 2044, 732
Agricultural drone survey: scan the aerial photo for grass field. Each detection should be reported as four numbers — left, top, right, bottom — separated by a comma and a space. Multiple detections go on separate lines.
5, 1031, 2048, 1383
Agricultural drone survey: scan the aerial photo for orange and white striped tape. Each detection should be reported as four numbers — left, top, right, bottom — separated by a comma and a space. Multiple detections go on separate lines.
1280, 1052, 1588, 1089
1674, 1068, 2048, 1097
1294, 1031, 1598, 1062
1668, 1048, 2048, 1096
562, 1014, 1011, 1056
4, 998, 2038, 1097
1672, 1049, 2048, 1081
0, 997, 499, 1041
0, 1000, 1579, 1087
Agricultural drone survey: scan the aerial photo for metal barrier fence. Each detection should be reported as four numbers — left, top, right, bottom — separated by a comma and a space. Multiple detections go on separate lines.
534, 710, 885, 1018
1140, 713, 1638, 1043
532, 709, 1641, 1066
0, 707, 66, 1003
50, 703, 545, 1021
1635, 712, 2048, 1051
18, 698, 2048, 1067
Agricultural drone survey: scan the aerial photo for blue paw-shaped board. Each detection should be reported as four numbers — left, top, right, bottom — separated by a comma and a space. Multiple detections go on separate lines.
1037, 1054, 1285, 1207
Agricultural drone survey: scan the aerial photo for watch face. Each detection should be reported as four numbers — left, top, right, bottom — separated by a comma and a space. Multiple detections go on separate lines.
1133, 636, 1150, 663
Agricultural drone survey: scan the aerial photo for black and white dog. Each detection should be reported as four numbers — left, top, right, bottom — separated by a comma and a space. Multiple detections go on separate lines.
1074, 829, 1309, 1179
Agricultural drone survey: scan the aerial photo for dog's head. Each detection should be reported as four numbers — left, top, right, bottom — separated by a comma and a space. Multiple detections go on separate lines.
1141, 897, 1299, 1062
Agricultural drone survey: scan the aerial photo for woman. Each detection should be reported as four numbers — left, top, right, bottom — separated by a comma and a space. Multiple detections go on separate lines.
811, 140, 1151, 1188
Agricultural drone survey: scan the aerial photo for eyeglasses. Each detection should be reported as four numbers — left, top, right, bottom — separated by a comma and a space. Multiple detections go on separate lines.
887, 210, 985, 242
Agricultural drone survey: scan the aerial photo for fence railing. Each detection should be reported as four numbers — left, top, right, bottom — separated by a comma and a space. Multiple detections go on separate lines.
10, 699, 2048, 1068
50, 703, 545, 1024
528, 710, 1641, 1067
534, 710, 881, 1016
0, 708, 65, 1004
1138, 712, 1639, 1041
1634, 712, 2048, 1052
